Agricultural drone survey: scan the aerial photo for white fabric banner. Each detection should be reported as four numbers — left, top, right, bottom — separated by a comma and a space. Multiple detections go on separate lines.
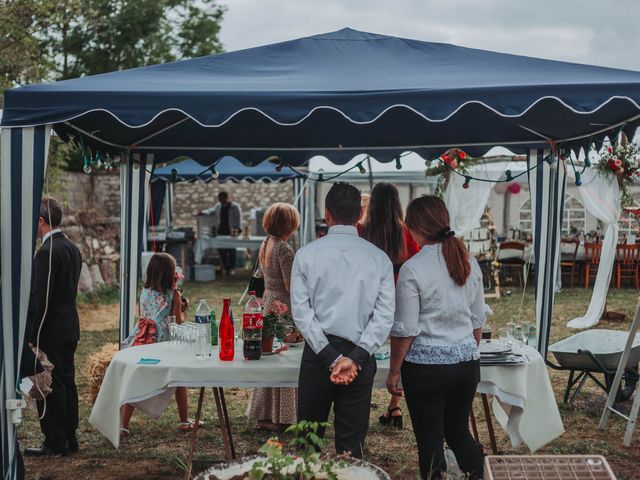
567, 168, 621, 329
444, 162, 511, 238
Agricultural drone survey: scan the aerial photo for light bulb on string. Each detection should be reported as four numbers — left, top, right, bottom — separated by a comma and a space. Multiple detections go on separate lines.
505, 170, 513, 182
317, 168, 325, 182
425, 159, 432, 168
395, 157, 402, 170
358, 162, 366, 174
463, 176, 471, 189
575, 171, 582, 186
83, 154, 92, 174
545, 155, 554, 165
171, 168, 178, 183
210, 164, 219, 179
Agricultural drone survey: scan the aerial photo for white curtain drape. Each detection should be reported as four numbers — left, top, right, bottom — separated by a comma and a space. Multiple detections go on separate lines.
444, 162, 511, 238
567, 167, 621, 329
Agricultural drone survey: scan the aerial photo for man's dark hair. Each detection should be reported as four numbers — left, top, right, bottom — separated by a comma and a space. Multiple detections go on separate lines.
218, 191, 229, 202
325, 182, 361, 225
40, 197, 62, 228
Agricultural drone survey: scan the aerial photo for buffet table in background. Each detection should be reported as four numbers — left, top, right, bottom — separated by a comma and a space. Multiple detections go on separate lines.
193, 235, 266, 264
90, 342, 563, 460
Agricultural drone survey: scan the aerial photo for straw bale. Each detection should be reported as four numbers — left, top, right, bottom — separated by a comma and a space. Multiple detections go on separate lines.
87, 343, 119, 403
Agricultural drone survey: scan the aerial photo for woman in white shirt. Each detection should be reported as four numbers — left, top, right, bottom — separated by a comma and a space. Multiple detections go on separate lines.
386, 195, 484, 480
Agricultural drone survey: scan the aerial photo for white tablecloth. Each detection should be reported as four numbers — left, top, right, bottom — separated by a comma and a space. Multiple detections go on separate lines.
194, 236, 266, 264
89, 344, 563, 452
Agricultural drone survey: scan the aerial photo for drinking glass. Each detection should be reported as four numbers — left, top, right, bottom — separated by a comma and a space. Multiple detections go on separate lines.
512, 325, 523, 349
498, 327, 513, 348
520, 322, 531, 346
234, 316, 242, 342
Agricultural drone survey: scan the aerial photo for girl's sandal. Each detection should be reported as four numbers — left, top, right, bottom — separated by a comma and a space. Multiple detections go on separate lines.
178, 418, 205, 432
379, 407, 403, 429
120, 428, 130, 440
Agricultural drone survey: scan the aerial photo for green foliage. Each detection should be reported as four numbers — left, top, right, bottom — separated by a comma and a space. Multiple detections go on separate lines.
39, 0, 226, 80
249, 421, 347, 480
263, 312, 287, 339
77, 284, 120, 305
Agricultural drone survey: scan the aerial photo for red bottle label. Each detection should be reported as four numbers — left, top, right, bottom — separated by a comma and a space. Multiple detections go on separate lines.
243, 313, 263, 329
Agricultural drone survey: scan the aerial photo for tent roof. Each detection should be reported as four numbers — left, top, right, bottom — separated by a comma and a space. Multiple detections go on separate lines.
4, 28, 640, 165
151, 156, 299, 183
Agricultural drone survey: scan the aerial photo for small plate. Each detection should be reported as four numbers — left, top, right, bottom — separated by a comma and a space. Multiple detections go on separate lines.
479, 340, 511, 355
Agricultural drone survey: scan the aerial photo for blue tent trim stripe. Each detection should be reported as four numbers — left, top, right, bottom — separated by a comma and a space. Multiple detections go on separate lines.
1, 125, 50, 480
152, 157, 300, 183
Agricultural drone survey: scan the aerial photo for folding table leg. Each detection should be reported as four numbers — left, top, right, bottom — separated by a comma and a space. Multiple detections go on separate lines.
185, 387, 206, 480
213, 387, 236, 460
481, 393, 499, 454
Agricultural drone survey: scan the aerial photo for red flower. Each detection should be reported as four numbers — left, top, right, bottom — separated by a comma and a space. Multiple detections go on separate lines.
608, 147, 613, 153
458, 150, 467, 159
441, 154, 451, 164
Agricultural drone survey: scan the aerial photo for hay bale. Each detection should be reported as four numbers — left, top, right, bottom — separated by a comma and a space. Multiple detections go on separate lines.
87, 343, 119, 403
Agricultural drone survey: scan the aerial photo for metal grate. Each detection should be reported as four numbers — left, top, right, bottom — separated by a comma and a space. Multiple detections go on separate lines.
484, 455, 616, 480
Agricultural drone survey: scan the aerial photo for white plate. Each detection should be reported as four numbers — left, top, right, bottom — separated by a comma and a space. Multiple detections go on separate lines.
479, 340, 511, 355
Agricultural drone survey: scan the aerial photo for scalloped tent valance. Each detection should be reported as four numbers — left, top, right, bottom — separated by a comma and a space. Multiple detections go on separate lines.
3, 27, 640, 165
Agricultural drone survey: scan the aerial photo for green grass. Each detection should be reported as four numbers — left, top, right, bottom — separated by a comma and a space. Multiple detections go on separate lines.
20, 277, 640, 479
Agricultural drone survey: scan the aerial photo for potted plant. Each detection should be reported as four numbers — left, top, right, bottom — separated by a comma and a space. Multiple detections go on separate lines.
261, 300, 289, 353
195, 421, 390, 480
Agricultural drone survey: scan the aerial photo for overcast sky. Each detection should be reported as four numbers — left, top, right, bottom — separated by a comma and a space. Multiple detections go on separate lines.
219, 0, 640, 71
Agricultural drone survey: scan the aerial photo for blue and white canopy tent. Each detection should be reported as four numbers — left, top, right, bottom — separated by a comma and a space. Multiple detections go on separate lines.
149, 156, 305, 236
3, 27, 640, 477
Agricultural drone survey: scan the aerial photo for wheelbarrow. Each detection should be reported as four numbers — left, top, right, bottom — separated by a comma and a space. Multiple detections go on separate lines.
548, 329, 640, 405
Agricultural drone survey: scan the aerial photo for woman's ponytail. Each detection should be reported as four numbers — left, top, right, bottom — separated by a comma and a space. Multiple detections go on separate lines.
405, 196, 471, 287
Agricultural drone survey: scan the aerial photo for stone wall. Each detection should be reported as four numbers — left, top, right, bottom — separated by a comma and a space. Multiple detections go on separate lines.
170, 181, 294, 228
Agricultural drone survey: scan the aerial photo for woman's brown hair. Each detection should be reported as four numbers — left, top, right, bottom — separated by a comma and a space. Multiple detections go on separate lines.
144, 253, 176, 292
405, 195, 471, 286
260, 203, 300, 265
361, 183, 407, 264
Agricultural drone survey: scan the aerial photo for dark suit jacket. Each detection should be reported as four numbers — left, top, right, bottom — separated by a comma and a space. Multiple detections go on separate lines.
26, 231, 82, 346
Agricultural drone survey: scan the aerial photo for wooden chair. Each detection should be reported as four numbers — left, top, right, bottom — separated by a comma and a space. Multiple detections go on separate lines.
498, 241, 526, 287
584, 242, 602, 288
560, 239, 579, 288
616, 244, 640, 289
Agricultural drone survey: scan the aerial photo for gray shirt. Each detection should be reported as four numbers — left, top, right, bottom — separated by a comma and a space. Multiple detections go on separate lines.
291, 225, 395, 366
392, 244, 485, 364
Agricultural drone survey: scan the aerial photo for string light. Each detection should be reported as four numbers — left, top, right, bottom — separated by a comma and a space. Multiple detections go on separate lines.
575, 171, 582, 186
545, 155, 554, 165
357, 161, 366, 174
463, 176, 471, 189
171, 168, 178, 183
275, 158, 285, 172
317, 168, 324, 182
395, 157, 402, 170
505, 170, 513, 182
210, 164, 220, 179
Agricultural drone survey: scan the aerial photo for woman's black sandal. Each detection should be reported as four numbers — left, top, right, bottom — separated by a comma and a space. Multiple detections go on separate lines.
379, 407, 403, 429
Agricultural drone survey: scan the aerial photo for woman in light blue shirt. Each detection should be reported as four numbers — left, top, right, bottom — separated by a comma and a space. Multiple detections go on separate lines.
386, 195, 484, 480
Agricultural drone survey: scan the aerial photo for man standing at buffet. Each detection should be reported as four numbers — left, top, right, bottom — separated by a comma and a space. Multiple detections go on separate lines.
201, 190, 242, 276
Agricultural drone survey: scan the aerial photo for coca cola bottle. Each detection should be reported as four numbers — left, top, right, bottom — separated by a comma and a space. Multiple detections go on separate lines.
243, 291, 263, 360
219, 298, 235, 361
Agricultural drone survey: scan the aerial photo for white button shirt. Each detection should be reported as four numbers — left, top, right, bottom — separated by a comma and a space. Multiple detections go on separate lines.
291, 225, 395, 364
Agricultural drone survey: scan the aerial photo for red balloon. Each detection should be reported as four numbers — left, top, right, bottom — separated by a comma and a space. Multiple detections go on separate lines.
507, 182, 522, 194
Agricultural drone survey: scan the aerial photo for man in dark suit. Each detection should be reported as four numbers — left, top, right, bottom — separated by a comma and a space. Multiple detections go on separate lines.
24, 197, 82, 457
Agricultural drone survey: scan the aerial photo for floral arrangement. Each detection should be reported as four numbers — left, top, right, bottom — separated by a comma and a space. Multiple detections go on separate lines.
426, 148, 472, 176
592, 137, 640, 206
262, 300, 291, 339
250, 421, 346, 480
594, 139, 640, 181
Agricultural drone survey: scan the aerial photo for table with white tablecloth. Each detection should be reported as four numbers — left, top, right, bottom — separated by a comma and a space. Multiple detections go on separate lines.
193, 235, 266, 264
90, 342, 563, 453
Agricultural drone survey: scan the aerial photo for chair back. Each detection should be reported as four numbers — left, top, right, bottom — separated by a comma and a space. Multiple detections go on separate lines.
560, 240, 579, 261
617, 244, 640, 265
498, 241, 525, 261
584, 243, 603, 265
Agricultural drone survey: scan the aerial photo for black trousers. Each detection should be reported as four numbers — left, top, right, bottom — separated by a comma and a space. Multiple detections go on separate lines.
402, 359, 483, 480
298, 341, 376, 458
218, 248, 236, 272
36, 343, 79, 449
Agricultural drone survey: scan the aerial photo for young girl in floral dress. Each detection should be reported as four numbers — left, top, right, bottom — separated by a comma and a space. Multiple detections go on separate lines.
120, 253, 193, 438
